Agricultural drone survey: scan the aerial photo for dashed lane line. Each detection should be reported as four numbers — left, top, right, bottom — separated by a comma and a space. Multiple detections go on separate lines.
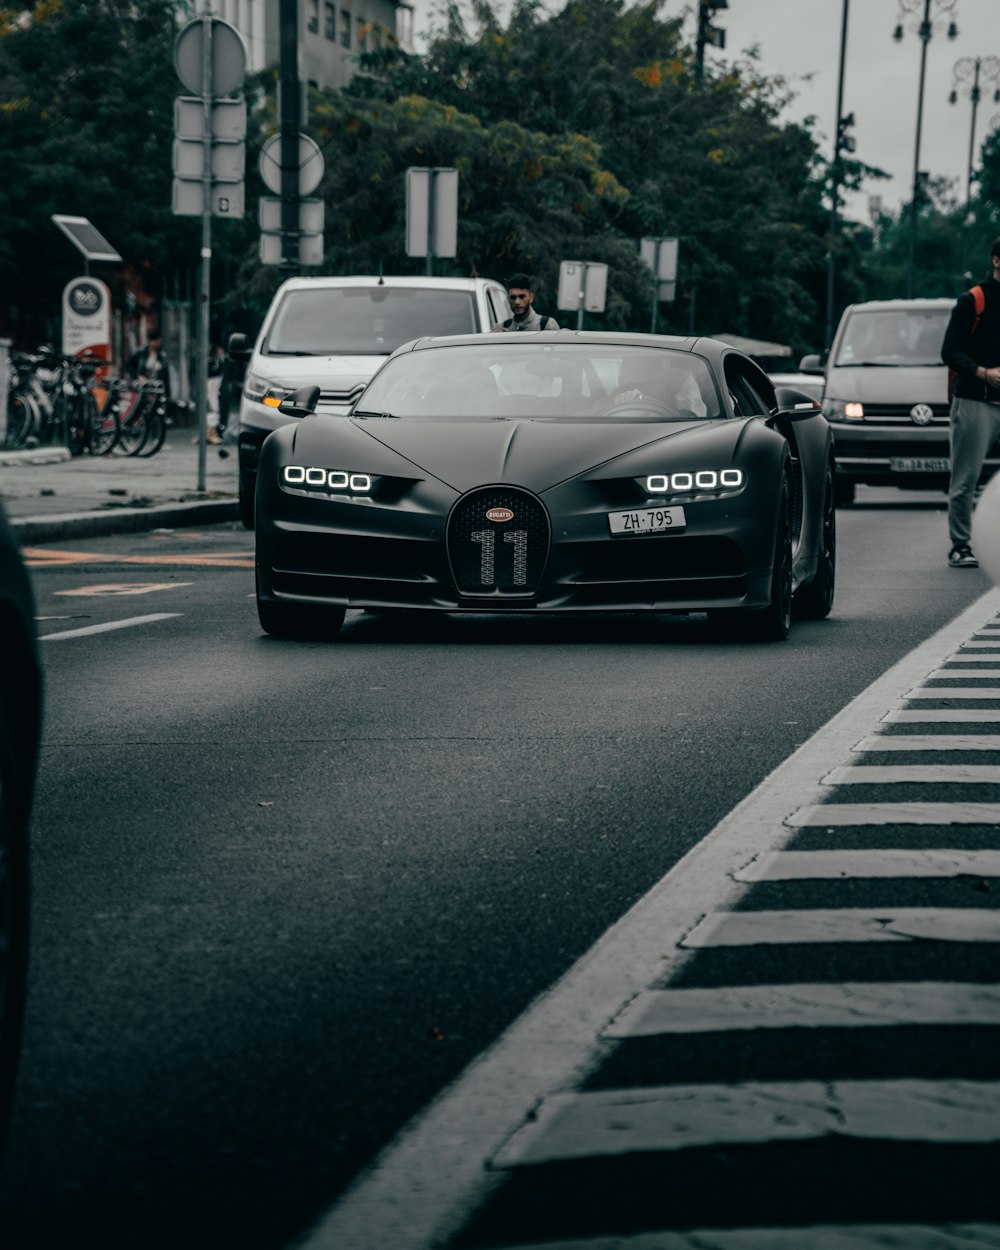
39, 613, 182, 640
734, 848, 1000, 880
604, 982, 1000, 1037
491, 1080, 1000, 1166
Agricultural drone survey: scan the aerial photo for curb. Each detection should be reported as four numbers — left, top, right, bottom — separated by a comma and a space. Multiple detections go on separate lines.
10, 499, 242, 543
0, 446, 72, 468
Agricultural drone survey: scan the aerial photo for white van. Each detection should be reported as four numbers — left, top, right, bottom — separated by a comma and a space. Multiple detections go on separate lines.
228, 275, 512, 526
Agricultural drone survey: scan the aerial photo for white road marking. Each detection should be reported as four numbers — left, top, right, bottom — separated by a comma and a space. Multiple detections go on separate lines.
683, 909, 1000, 948
492, 1080, 1000, 1166
478, 1226, 1000, 1250
39, 613, 182, 640
735, 848, 1000, 880
605, 982, 1000, 1037
854, 735, 1000, 750
939, 654, 1000, 662
823, 764, 1000, 783
952, 641, 1000, 649
295, 589, 1000, 1250
790, 801, 1000, 824
905, 688, 1000, 699
885, 709, 1000, 722
56, 582, 191, 597
930, 669, 1000, 678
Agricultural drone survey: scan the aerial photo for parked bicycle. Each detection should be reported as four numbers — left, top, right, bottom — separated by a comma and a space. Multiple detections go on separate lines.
114, 379, 167, 457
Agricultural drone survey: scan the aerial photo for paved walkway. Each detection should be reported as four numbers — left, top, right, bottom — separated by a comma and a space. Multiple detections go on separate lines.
0, 428, 240, 542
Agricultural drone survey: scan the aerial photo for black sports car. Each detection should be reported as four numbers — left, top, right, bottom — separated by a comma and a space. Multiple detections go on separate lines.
255, 332, 836, 641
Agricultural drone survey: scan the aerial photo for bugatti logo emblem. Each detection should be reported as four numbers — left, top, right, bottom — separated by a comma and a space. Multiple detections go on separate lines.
910, 403, 934, 425
485, 507, 514, 522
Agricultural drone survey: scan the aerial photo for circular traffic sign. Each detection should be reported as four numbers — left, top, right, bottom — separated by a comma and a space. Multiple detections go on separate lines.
258, 133, 325, 197
174, 17, 247, 98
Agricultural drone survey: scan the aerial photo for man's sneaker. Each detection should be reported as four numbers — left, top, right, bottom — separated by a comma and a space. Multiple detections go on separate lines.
949, 544, 979, 568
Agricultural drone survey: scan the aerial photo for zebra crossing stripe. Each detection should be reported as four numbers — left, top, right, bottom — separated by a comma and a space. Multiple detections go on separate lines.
492, 1080, 1000, 1166
605, 981, 1000, 1036
929, 669, 1000, 678
735, 849, 1000, 881
823, 764, 1000, 783
905, 689, 1000, 699
789, 802, 1000, 824
951, 641, 1000, 648
480, 1224, 1000, 1249
682, 909, 1000, 947
854, 735, 1000, 749
884, 709, 1000, 722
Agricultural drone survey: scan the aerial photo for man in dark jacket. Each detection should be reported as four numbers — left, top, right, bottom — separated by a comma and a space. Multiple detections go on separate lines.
941, 238, 1000, 567
492, 273, 559, 332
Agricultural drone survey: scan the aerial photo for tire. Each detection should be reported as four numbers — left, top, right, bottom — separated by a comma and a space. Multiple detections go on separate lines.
0, 699, 29, 1164
116, 402, 149, 456
6, 396, 34, 448
795, 462, 836, 620
239, 466, 255, 530
257, 596, 345, 640
709, 472, 792, 642
64, 394, 89, 457
834, 476, 855, 506
136, 402, 166, 457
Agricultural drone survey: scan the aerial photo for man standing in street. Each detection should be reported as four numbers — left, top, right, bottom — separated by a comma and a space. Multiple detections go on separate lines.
492, 273, 559, 332
942, 237, 1000, 568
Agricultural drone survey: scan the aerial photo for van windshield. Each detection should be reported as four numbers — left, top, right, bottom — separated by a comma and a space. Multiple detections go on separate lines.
834, 308, 950, 367
263, 287, 479, 356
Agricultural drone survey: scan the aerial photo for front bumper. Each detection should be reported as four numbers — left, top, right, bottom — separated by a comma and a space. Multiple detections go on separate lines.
830, 420, 1000, 486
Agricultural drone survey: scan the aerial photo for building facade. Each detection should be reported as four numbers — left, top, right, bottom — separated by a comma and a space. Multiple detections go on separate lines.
205, 0, 414, 91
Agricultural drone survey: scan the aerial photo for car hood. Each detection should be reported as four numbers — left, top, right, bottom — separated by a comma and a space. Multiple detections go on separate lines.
254, 354, 386, 390
287, 416, 741, 494
826, 363, 945, 403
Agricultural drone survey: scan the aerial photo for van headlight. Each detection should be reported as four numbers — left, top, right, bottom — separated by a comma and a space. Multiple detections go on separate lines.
822, 398, 864, 421
245, 371, 294, 408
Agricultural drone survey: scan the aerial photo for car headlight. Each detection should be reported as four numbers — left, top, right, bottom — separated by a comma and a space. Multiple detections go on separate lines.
281, 465, 374, 494
644, 469, 745, 495
245, 371, 294, 408
822, 398, 864, 421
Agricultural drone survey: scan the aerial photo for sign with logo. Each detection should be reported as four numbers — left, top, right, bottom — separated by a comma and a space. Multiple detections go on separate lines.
62, 277, 112, 361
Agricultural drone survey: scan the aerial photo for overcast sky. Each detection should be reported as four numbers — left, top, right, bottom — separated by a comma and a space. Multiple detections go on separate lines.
411, 0, 1000, 222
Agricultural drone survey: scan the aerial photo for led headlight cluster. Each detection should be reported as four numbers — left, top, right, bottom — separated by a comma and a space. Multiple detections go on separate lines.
281, 465, 373, 493
822, 398, 864, 421
644, 469, 745, 494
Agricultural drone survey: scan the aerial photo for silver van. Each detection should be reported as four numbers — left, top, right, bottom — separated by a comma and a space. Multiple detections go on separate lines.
812, 297, 1000, 504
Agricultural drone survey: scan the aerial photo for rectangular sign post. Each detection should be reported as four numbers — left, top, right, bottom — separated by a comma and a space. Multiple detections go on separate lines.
406, 168, 458, 275
640, 236, 679, 331
558, 260, 608, 330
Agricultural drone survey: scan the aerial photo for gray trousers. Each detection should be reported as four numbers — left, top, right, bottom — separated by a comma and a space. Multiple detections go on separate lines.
948, 396, 1000, 546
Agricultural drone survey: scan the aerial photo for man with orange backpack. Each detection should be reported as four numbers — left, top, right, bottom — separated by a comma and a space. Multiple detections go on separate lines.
941, 237, 1000, 567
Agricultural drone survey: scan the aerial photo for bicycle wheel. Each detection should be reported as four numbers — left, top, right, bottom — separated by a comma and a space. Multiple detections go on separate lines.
64, 394, 88, 457
115, 391, 149, 455
5, 394, 34, 447
88, 397, 119, 455
135, 399, 166, 457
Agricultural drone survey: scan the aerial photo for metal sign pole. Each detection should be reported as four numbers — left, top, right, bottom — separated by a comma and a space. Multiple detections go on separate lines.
196, 8, 213, 494
426, 169, 436, 277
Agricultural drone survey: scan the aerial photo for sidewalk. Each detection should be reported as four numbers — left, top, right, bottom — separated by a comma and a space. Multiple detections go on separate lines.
0, 427, 240, 543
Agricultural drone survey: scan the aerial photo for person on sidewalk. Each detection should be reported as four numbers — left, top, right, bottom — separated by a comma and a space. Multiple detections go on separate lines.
491, 273, 559, 332
941, 237, 1000, 568
125, 330, 171, 401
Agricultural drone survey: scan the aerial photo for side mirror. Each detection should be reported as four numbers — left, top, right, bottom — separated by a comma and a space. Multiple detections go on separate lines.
798, 353, 824, 374
277, 385, 320, 418
773, 386, 822, 420
227, 331, 253, 361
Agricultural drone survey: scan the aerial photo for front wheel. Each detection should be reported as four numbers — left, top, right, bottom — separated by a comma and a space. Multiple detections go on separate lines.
239, 466, 255, 530
708, 472, 792, 642
795, 463, 836, 620
256, 576, 345, 640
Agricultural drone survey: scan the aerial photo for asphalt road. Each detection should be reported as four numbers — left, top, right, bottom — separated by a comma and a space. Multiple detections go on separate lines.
0, 492, 993, 1249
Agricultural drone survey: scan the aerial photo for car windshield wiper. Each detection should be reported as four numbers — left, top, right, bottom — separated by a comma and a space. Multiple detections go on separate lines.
352, 409, 397, 418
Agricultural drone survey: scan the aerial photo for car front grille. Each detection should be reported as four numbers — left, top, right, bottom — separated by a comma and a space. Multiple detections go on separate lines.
858, 402, 950, 424
447, 487, 550, 597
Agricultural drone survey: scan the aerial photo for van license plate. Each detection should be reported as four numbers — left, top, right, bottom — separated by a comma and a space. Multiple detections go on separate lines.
890, 457, 949, 473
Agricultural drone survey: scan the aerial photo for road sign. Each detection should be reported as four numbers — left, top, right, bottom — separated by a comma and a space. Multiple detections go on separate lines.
260, 233, 323, 266
259, 197, 324, 234
172, 178, 245, 218
174, 96, 246, 142
258, 133, 324, 197
641, 237, 679, 309
174, 18, 247, 98
558, 261, 608, 314
173, 137, 245, 182
406, 167, 458, 259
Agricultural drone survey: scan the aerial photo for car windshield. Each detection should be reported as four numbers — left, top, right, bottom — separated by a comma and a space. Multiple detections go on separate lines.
834, 309, 949, 367
263, 287, 479, 356
355, 343, 723, 420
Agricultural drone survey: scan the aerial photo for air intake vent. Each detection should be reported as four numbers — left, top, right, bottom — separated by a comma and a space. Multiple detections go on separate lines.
447, 487, 550, 597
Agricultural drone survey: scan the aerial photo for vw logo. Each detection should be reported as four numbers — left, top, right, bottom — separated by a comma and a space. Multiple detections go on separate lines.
485, 507, 514, 523
910, 403, 934, 425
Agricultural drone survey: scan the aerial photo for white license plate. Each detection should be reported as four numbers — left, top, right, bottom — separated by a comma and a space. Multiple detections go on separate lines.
609, 506, 686, 535
890, 457, 949, 473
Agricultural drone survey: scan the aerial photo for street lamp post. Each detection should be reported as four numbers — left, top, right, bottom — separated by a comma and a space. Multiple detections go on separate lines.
949, 55, 1000, 279
894, 0, 958, 298
824, 0, 852, 356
